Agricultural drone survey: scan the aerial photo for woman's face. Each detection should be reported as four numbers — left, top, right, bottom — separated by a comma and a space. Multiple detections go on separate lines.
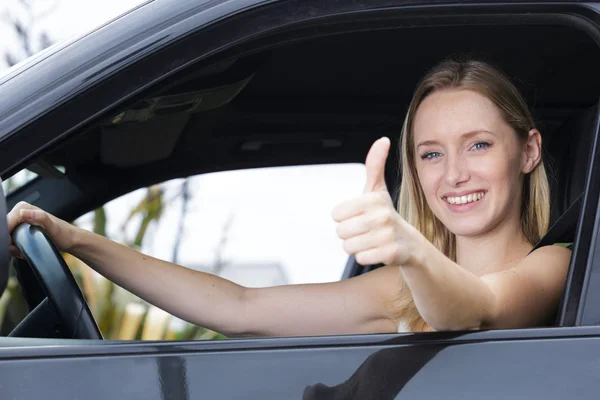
412, 89, 537, 238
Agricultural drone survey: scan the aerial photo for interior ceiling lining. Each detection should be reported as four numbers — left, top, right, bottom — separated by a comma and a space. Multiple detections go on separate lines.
43, 23, 600, 176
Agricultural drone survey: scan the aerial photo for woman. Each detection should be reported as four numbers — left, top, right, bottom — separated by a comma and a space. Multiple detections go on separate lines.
6, 58, 571, 335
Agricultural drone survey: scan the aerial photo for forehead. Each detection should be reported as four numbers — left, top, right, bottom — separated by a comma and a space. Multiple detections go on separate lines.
413, 89, 507, 144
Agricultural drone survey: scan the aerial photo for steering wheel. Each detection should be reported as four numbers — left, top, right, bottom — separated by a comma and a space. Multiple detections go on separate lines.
10, 223, 102, 339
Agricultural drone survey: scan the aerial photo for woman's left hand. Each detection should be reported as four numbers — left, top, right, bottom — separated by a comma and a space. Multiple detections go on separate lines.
332, 137, 423, 267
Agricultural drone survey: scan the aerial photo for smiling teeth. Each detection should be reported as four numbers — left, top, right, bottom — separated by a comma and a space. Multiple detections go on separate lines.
446, 192, 485, 205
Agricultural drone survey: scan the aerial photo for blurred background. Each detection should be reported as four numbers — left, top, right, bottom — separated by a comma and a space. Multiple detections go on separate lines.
0, 0, 366, 340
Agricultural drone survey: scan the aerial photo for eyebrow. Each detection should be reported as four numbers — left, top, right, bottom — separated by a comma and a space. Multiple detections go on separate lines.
415, 130, 496, 149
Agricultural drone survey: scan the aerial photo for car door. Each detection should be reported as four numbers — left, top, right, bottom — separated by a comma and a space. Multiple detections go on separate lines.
2, 1, 600, 399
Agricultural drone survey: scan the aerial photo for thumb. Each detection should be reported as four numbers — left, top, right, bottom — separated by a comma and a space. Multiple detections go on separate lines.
364, 137, 391, 193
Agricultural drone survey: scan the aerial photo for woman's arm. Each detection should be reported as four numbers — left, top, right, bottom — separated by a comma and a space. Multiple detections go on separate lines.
241, 265, 400, 336
74, 229, 402, 337
10, 202, 400, 337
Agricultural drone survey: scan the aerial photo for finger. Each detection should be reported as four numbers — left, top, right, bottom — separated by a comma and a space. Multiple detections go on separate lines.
7, 202, 38, 232
365, 208, 398, 230
343, 233, 376, 255
19, 209, 48, 230
343, 227, 394, 255
364, 137, 391, 193
332, 191, 392, 223
355, 244, 399, 266
331, 197, 368, 222
336, 215, 370, 240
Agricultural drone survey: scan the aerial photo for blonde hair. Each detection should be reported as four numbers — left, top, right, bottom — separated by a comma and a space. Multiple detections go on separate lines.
394, 59, 551, 331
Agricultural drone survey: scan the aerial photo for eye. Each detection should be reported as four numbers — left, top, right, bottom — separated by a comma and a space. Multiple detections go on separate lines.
420, 151, 441, 160
470, 141, 491, 151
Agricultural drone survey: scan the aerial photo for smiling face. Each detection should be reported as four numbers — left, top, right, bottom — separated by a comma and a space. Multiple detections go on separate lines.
412, 89, 532, 238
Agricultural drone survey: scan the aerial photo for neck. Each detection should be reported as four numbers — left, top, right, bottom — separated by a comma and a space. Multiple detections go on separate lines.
455, 216, 532, 276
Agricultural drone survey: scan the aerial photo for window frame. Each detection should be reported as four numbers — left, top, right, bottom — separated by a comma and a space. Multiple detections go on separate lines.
3, 1, 600, 344
570, 104, 600, 326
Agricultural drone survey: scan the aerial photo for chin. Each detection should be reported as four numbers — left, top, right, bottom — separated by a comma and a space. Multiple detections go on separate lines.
447, 225, 489, 238
439, 217, 492, 238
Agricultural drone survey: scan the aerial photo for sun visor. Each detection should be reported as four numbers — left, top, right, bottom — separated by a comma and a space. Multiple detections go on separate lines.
108, 77, 252, 124
100, 113, 188, 168
100, 77, 252, 168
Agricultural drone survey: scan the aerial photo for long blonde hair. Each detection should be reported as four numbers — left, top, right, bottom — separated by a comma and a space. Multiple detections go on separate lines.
394, 59, 551, 331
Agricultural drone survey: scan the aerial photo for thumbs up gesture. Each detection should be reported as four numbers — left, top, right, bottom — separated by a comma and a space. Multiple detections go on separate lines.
332, 137, 421, 267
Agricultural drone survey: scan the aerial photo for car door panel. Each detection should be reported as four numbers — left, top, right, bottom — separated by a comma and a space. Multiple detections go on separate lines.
1, 331, 599, 399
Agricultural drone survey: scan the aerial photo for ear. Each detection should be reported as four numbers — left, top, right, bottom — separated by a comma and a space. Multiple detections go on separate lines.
521, 129, 542, 174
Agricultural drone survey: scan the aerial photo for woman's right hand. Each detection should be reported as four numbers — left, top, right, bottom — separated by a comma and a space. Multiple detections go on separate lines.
7, 201, 79, 257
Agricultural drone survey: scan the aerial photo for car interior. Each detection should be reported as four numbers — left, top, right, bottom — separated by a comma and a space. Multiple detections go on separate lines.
2, 21, 600, 338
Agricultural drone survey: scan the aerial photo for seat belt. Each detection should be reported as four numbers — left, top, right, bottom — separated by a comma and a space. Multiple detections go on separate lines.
531, 193, 583, 252
533, 193, 583, 327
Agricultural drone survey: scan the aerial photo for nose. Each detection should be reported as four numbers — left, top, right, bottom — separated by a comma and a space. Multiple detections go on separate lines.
444, 153, 470, 187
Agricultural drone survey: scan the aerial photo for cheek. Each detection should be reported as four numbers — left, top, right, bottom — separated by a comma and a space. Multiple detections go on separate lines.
416, 164, 443, 202
469, 150, 521, 188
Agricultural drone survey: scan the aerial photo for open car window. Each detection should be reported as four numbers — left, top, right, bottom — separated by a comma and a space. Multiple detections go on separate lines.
1, 1, 599, 345
61, 163, 365, 340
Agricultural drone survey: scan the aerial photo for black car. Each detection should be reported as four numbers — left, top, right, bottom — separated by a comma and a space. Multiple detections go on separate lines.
1, 0, 600, 398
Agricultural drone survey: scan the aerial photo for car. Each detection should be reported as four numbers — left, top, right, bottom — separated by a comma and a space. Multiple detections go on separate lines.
1, 0, 600, 398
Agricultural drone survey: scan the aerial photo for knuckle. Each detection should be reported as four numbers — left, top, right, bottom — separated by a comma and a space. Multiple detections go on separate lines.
383, 210, 393, 223
373, 211, 392, 226
381, 227, 395, 243
386, 207, 397, 219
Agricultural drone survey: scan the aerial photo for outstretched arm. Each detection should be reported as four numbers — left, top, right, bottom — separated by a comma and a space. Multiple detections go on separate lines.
72, 229, 402, 337
9, 202, 401, 337
241, 265, 400, 336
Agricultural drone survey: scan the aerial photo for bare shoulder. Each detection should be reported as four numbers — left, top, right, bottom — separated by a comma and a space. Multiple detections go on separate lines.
523, 244, 572, 269
503, 244, 572, 284
484, 244, 571, 284
480, 244, 572, 329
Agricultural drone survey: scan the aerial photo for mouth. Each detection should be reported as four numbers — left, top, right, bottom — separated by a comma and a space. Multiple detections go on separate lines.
442, 191, 487, 206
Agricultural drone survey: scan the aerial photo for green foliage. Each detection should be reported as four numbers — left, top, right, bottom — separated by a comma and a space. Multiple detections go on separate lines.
94, 207, 107, 238
122, 185, 163, 249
